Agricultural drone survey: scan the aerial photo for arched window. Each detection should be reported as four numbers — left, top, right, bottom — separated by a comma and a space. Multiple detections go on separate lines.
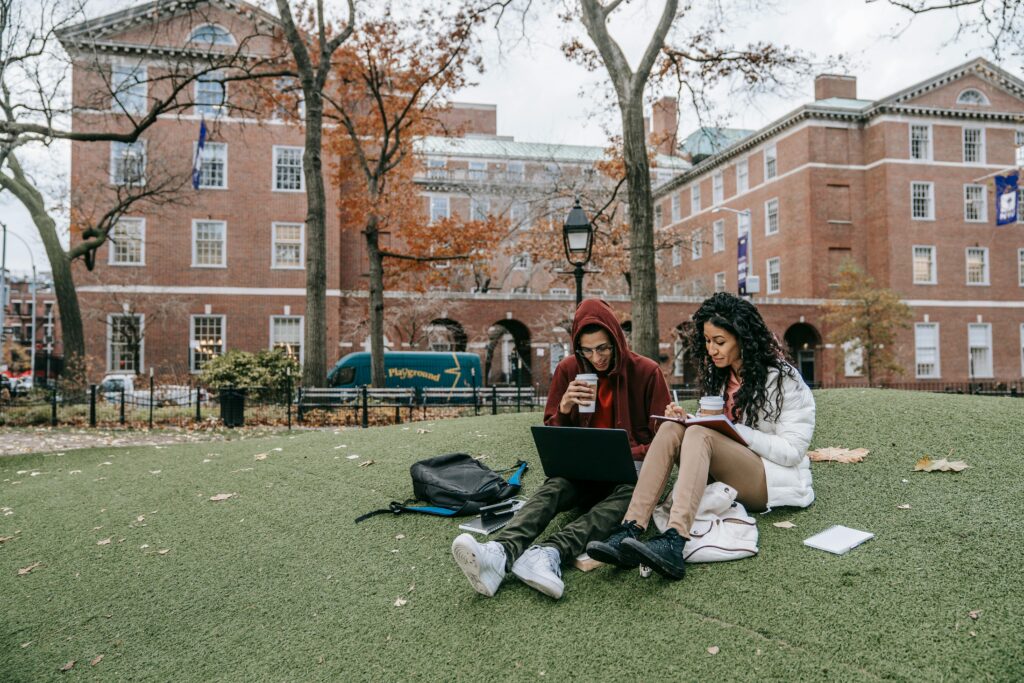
956, 88, 990, 106
188, 24, 235, 46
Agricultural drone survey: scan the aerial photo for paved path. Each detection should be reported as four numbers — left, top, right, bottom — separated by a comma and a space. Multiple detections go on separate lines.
0, 426, 297, 457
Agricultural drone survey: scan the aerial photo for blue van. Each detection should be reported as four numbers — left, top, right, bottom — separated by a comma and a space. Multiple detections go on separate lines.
327, 351, 483, 390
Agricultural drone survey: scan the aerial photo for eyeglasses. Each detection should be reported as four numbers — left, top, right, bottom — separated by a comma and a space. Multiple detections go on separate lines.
577, 343, 613, 357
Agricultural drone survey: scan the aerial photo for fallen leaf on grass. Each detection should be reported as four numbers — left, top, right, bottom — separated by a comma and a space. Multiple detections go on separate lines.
209, 493, 237, 502
149, 470, 161, 475
272, 448, 283, 452
254, 453, 268, 461
416, 429, 432, 434
140, 544, 150, 550
97, 538, 112, 546
0, 535, 14, 544
773, 521, 797, 529
18, 561, 42, 576
358, 460, 375, 468
20, 641, 32, 648
90, 655, 104, 666
60, 660, 76, 672
69, 470, 82, 475
346, 455, 359, 460
394, 597, 407, 607
969, 609, 982, 620
707, 646, 720, 655
914, 457, 970, 472
808, 447, 869, 463
157, 549, 170, 555
896, 504, 911, 510
395, 534, 405, 540
136, 515, 145, 523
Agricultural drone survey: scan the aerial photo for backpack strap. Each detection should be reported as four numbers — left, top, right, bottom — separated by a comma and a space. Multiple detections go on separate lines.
354, 499, 465, 523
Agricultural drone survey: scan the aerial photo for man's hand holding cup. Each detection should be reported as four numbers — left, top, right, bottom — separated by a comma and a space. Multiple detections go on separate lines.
560, 373, 598, 414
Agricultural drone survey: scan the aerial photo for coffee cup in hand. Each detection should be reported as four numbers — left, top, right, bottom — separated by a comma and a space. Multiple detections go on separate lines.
575, 373, 598, 413
698, 395, 725, 416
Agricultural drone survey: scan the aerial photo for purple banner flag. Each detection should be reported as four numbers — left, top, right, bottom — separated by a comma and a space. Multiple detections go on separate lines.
191, 118, 208, 190
737, 233, 749, 296
995, 172, 1018, 226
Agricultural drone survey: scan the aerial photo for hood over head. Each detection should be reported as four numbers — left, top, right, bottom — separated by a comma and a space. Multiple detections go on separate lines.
571, 298, 630, 375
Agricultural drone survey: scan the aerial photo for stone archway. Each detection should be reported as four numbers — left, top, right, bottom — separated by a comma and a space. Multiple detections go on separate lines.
784, 322, 822, 386
485, 319, 532, 386
426, 318, 467, 352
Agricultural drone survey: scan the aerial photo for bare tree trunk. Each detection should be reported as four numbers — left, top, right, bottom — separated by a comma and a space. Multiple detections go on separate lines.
301, 94, 328, 387
365, 214, 386, 387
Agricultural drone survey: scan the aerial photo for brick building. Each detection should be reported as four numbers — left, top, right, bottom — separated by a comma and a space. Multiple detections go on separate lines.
0, 274, 62, 381
653, 60, 1024, 386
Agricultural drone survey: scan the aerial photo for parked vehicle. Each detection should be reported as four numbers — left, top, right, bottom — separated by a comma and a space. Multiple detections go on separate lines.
326, 352, 483, 391
98, 374, 204, 406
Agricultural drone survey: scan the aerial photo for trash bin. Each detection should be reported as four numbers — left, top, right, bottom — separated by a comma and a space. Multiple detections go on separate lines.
219, 387, 246, 427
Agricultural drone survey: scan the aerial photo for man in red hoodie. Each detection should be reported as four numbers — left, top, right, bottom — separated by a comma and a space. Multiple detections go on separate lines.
451, 299, 670, 599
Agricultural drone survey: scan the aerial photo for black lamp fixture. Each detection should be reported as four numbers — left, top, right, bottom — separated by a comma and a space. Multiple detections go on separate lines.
562, 198, 594, 307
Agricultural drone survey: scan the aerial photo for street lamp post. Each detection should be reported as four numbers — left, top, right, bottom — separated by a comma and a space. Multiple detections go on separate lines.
563, 198, 595, 307
712, 207, 756, 297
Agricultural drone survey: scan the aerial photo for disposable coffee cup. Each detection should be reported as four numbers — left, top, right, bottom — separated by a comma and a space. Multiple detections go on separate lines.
698, 396, 725, 416
575, 373, 598, 413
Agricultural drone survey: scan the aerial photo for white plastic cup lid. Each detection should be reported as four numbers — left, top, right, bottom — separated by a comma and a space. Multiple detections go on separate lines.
699, 396, 725, 409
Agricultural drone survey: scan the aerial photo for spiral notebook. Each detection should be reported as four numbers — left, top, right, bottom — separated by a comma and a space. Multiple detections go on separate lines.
803, 525, 874, 555
457, 498, 526, 535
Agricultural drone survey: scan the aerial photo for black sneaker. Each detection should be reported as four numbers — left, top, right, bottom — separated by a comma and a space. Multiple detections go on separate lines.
620, 528, 686, 580
586, 520, 644, 568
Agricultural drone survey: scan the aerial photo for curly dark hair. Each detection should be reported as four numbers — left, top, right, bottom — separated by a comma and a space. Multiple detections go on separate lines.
689, 292, 794, 428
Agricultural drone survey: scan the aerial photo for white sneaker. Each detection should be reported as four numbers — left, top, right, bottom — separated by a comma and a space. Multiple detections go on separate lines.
451, 533, 507, 597
511, 545, 564, 599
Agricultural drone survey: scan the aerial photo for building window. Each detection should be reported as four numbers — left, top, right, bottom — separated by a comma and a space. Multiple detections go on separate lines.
273, 146, 304, 192
1016, 131, 1024, 167
1018, 248, 1024, 286
914, 323, 940, 378
195, 71, 226, 116
673, 338, 685, 376
272, 222, 304, 269
965, 247, 989, 285
108, 314, 143, 373
192, 220, 226, 267
654, 204, 663, 229
714, 271, 726, 292
968, 323, 993, 378
190, 315, 224, 372
691, 229, 703, 260
509, 200, 527, 227
548, 288, 569, 296
764, 145, 777, 180
737, 159, 749, 192
671, 193, 681, 222
468, 160, 487, 181
737, 212, 751, 241
712, 172, 724, 204
713, 220, 725, 252
691, 185, 701, 214
911, 182, 934, 220
426, 158, 448, 180
912, 245, 936, 284
196, 142, 227, 189
910, 124, 932, 161
544, 163, 561, 181
963, 184, 986, 222
671, 244, 682, 267
188, 24, 235, 45
110, 141, 146, 186
271, 316, 303, 362
429, 196, 450, 223
962, 127, 984, 164
512, 253, 531, 271
843, 340, 863, 377
766, 257, 780, 293
765, 198, 779, 235
111, 64, 147, 114
471, 197, 489, 221
549, 342, 568, 374
506, 161, 525, 182
956, 88, 989, 105
109, 218, 145, 265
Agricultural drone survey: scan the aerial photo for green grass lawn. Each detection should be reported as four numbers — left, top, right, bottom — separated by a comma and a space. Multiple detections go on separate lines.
1, 389, 1022, 681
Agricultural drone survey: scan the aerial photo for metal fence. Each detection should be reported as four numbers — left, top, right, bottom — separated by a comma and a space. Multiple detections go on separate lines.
812, 380, 1024, 397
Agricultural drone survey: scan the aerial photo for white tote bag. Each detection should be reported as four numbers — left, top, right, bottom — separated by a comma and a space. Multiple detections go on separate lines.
651, 481, 759, 563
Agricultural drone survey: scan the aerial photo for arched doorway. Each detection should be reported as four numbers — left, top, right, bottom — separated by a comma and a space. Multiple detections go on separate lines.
672, 321, 699, 386
784, 322, 822, 386
485, 319, 532, 386
426, 318, 467, 352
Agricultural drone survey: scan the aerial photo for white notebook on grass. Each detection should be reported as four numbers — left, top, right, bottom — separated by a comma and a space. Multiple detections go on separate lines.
803, 525, 874, 555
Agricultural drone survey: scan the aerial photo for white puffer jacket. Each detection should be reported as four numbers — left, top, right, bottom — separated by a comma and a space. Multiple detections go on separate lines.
731, 366, 816, 508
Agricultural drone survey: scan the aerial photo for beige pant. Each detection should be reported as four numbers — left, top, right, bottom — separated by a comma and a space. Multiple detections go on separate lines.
624, 422, 768, 537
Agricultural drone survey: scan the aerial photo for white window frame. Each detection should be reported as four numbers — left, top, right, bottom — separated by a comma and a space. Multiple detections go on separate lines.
912, 245, 937, 285
765, 198, 779, 235
107, 313, 144, 373
471, 197, 490, 221
764, 144, 777, 180
968, 323, 993, 378
714, 271, 726, 292
271, 222, 305, 270
956, 88, 990, 106
426, 157, 448, 180
766, 257, 781, 294
712, 171, 724, 205
194, 141, 228, 189
673, 338, 685, 376
909, 124, 932, 161
512, 252, 531, 271
506, 161, 525, 182
713, 220, 725, 253
191, 219, 227, 268
467, 160, 487, 181
962, 127, 985, 164
109, 140, 147, 186
691, 184, 701, 214
1016, 131, 1024, 167
911, 181, 935, 221
195, 70, 226, 117
736, 159, 749, 193
188, 24, 236, 46
189, 314, 225, 373
1018, 248, 1024, 287
671, 193, 681, 222
270, 315, 304, 364
691, 229, 703, 260
963, 184, 987, 223
111, 63, 147, 114
548, 288, 569, 296
272, 146, 305, 192
965, 247, 989, 286
914, 322, 940, 379
108, 217, 146, 266
429, 195, 450, 224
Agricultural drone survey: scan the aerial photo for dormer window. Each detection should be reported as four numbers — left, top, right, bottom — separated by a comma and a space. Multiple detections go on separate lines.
188, 24, 235, 46
956, 88, 990, 106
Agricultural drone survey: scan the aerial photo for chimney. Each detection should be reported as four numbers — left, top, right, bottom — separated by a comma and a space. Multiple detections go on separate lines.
649, 96, 679, 156
814, 74, 857, 101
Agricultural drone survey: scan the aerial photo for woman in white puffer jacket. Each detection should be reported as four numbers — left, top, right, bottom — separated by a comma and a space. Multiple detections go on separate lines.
587, 292, 816, 580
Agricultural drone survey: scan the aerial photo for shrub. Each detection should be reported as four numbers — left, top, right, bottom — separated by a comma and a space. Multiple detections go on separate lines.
199, 349, 299, 398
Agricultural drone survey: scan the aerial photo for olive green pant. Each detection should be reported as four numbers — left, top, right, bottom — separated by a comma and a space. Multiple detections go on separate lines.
493, 476, 634, 569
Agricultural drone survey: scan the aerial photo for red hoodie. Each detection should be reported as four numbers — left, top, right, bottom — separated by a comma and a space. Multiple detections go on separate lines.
543, 299, 671, 461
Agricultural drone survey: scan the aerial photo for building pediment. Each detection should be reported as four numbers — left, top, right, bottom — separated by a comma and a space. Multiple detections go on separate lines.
876, 57, 1024, 113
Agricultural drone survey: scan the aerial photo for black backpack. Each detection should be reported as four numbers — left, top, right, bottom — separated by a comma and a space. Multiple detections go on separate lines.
355, 453, 528, 522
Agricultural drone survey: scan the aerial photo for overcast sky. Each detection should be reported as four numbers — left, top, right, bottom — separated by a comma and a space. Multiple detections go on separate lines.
0, 0, 1014, 275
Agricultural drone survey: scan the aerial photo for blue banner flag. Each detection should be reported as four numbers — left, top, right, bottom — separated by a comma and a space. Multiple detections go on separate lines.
995, 172, 1018, 226
191, 118, 208, 190
737, 233, 749, 296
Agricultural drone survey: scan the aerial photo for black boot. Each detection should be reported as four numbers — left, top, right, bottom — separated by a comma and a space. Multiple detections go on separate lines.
620, 528, 686, 580
586, 520, 644, 568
